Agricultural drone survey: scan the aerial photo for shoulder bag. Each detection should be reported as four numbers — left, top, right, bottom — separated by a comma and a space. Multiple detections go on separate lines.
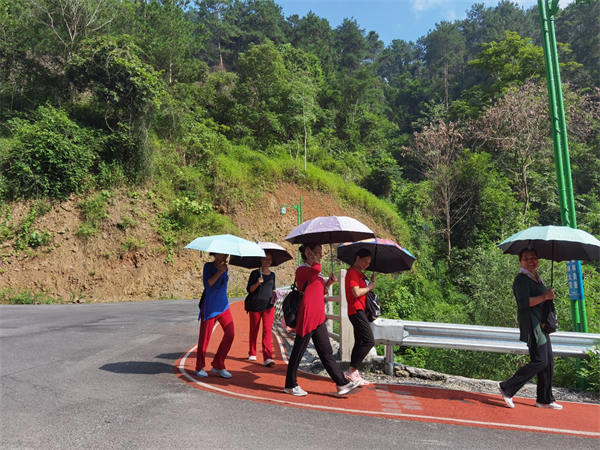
281, 280, 309, 329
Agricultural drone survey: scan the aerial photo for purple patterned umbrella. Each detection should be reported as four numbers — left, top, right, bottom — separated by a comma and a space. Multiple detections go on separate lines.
337, 238, 416, 273
229, 242, 293, 268
284, 216, 375, 245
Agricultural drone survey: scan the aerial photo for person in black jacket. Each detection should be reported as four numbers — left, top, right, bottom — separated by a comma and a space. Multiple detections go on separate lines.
498, 248, 562, 410
245, 252, 277, 366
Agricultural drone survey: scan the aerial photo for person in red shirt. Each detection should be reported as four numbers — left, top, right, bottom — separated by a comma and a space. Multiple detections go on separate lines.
283, 242, 361, 397
344, 248, 377, 385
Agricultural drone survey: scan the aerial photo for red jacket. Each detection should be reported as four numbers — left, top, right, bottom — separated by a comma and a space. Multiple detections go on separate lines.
294, 263, 327, 337
345, 267, 367, 315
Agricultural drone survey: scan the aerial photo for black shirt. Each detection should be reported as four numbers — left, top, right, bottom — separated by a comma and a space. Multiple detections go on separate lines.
244, 270, 276, 312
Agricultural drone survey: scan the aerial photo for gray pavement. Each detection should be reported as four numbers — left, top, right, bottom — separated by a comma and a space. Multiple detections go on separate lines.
0, 300, 597, 449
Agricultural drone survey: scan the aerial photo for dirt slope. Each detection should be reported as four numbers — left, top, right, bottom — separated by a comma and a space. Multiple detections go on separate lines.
0, 183, 393, 303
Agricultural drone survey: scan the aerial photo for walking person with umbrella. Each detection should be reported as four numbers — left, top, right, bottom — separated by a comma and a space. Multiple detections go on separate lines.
498, 248, 562, 410
194, 252, 235, 379
283, 243, 361, 396
337, 238, 416, 385
231, 243, 292, 367
342, 248, 377, 385
185, 234, 266, 380
244, 252, 277, 366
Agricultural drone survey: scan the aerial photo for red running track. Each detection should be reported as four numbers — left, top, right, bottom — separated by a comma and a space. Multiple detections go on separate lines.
174, 301, 600, 438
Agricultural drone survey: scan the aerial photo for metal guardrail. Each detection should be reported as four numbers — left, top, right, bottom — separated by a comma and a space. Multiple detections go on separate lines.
372, 318, 600, 375
274, 274, 600, 377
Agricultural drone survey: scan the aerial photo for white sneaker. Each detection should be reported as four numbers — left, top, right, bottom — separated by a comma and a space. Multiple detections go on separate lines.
498, 383, 514, 408
283, 386, 308, 396
211, 367, 232, 378
337, 380, 361, 396
535, 402, 563, 410
194, 368, 208, 377
344, 370, 370, 386
248, 355, 257, 361
263, 358, 275, 366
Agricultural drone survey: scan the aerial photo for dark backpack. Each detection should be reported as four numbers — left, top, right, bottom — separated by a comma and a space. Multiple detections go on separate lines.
364, 290, 381, 322
541, 299, 558, 334
281, 280, 308, 328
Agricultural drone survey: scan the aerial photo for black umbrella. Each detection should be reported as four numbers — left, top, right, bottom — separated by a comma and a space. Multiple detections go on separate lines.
337, 238, 416, 273
228, 242, 293, 268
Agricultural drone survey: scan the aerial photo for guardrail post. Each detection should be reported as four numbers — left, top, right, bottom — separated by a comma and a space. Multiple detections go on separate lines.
385, 345, 394, 376
338, 269, 354, 362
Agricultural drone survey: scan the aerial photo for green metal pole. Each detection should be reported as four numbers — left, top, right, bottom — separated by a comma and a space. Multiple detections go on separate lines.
547, 1, 589, 333
538, 0, 568, 225
538, 0, 589, 389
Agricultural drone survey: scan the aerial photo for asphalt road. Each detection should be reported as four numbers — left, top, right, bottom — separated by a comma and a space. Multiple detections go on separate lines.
0, 300, 597, 449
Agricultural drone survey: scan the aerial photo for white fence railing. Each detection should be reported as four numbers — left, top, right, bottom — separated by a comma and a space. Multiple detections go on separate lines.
275, 270, 600, 376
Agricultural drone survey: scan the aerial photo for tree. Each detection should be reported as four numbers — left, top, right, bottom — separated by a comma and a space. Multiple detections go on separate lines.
195, 0, 237, 69
138, 0, 202, 86
470, 82, 552, 219
230, 40, 288, 146
220, 0, 287, 67
420, 21, 466, 109
334, 18, 370, 76
555, 1, 600, 88
405, 120, 472, 259
287, 11, 334, 75
67, 35, 164, 172
28, 0, 120, 62
469, 31, 545, 94
279, 43, 322, 169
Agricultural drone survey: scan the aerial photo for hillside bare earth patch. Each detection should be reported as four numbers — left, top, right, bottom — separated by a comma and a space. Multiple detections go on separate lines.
0, 183, 394, 303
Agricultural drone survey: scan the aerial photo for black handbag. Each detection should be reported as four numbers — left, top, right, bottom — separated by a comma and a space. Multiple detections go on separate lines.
364, 289, 381, 322
541, 299, 558, 334
281, 280, 308, 328
198, 290, 206, 311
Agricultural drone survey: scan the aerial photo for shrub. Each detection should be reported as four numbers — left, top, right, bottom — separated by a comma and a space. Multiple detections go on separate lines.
2, 106, 103, 199
578, 346, 600, 392
75, 190, 111, 239
0, 287, 61, 304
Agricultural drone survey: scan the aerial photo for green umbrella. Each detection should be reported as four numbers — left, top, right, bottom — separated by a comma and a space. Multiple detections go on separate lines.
498, 225, 600, 284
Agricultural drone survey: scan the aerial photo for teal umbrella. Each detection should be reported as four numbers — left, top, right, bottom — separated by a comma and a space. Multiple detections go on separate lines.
185, 234, 266, 257
498, 226, 600, 262
498, 225, 600, 284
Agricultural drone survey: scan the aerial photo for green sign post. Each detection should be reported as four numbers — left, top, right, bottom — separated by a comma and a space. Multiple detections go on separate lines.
280, 196, 303, 263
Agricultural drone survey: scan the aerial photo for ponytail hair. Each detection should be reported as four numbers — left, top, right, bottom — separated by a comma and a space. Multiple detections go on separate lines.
299, 242, 320, 261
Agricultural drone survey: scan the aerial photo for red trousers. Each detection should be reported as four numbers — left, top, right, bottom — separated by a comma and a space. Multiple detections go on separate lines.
195, 308, 235, 371
248, 308, 275, 360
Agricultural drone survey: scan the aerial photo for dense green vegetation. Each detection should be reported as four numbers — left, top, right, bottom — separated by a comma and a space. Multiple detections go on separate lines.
1, 0, 599, 389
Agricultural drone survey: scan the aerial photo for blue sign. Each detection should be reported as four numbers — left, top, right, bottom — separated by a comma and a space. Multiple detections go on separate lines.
566, 260, 585, 301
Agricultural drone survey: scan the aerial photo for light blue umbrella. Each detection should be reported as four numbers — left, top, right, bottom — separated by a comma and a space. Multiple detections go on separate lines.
498, 226, 600, 262
185, 234, 266, 257
498, 225, 600, 284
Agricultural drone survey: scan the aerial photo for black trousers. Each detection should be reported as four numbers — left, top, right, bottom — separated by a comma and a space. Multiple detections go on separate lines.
500, 335, 555, 404
349, 310, 375, 370
285, 322, 347, 388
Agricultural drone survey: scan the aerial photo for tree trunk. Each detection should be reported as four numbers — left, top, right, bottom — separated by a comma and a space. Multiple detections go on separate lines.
444, 60, 449, 110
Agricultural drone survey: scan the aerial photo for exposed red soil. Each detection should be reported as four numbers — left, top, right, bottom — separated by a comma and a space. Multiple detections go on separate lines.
0, 183, 393, 303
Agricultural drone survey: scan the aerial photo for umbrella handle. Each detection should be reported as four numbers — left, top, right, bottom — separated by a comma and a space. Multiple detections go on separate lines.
551, 241, 554, 287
